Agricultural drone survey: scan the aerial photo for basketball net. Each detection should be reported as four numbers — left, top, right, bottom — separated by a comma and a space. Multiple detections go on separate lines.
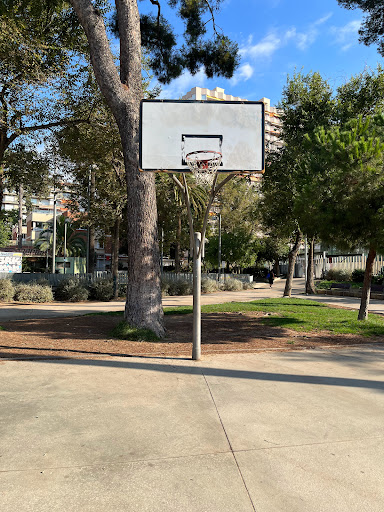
185, 150, 222, 187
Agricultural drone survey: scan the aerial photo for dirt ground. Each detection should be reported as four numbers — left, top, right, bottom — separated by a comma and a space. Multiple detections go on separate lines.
1, 311, 383, 360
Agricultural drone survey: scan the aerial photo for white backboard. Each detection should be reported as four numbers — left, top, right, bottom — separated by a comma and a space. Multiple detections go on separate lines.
140, 100, 265, 173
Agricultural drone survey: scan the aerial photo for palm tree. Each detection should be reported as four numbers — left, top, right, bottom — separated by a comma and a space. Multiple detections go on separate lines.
34, 215, 86, 257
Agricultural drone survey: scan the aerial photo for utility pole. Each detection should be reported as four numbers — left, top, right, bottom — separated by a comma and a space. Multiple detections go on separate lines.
63, 219, 68, 275
17, 185, 23, 250
218, 212, 221, 282
52, 190, 57, 274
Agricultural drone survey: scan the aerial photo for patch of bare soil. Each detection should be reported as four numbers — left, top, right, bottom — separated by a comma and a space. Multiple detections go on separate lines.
0, 311, 383, 360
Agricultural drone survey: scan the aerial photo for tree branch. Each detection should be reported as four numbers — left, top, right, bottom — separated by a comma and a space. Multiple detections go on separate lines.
115, 0, 142, 93
70, 0, 127, 111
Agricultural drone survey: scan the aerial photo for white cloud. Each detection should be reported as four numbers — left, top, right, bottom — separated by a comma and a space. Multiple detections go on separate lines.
240, 29, 296, 60
313, 13, 333, 26
230, 63, 254, 85
240, 13, 334, 61
159, 67, 206, 99
330, 20, 361, 51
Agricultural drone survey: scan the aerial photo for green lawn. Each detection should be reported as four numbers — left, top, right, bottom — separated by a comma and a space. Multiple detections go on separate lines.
164, 298, 384, 337
93, 298, 384, 339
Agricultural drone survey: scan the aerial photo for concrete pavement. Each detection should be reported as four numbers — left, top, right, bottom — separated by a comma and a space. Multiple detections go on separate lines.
1, 347, 383, 511
1, 278, 384, 321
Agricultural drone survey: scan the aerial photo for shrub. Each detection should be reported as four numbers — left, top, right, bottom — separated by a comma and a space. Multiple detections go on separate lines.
89, 279, 114, 301
55, 278, 89, 302
201, 278, 219, 294
0, 279, 14, 301
325, 268, 352, 282
14, 283, 54, 303
242, 281, 254, 290
351, 269, 365, 283
118, 284, 127, 297
222, 277, 243, 291
168, 279, 193, 296
161, 278, 171, 296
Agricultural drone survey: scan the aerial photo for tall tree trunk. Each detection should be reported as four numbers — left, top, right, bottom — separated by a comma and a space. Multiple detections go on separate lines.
175, 211, 182, 272
305, 237, 316, 294
17, 185, 23, 249
88, 168, 96, 273
284, 229, 302, 297
358, 246, 376, 321
112, 216, 120, 300
70, 0, 164, 336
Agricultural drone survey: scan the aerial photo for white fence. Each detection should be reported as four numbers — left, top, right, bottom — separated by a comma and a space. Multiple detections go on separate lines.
161, 272, 253, 284
285, 253, 384, 279
0, 271, 253, 286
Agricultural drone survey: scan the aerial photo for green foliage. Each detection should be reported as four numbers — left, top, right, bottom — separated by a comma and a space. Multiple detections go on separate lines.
14, 283, 54, 303
34, 215, 86, 257
325, 269, 352, 282
201, 277, 220, 293
0, 279, 14, 301
352, 269, 366, 283
337, 1, 384, 56
89, 279, 114, 301
0, 210, 18, 247
205, 229, 258, 269
222, 277, 243, 291
301, 114, 384, 251
112, 2, 239, 84
111, 321, 160, 341
261, 71, 335, 243
55, 278, 89, 302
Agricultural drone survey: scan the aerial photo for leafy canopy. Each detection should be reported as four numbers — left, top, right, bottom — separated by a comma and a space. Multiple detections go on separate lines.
112, 0, 239, 84
338, 0, 384, 56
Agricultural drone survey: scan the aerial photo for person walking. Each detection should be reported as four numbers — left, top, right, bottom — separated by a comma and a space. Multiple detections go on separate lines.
267, 269, 275, 288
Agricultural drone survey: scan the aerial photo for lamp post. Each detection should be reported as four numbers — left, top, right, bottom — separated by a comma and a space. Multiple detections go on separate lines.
218, 211, 222, 282
52, 190, 57, 274
63, 218, 69, 275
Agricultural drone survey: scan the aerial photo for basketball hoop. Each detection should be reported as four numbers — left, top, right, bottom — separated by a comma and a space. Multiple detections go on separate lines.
185, 150, 222, 187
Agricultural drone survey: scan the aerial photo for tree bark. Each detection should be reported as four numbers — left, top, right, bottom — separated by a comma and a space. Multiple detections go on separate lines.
284, 229, 302, 297
112, 216, 120, 300
358, 246, 376, 321
70, 0, 164, 336
305, 237, 316, 294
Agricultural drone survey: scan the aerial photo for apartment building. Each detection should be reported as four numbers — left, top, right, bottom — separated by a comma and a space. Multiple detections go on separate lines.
181, 87, 283, 152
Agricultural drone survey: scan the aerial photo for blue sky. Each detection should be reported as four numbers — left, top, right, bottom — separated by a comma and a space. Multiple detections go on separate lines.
154, 0, 382, 105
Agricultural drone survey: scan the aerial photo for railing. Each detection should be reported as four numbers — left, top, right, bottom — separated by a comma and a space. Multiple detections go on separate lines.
0, 271, 253, 286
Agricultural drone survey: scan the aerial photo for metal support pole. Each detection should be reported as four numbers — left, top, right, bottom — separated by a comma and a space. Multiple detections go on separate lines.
192, 232, 201, 361
52, 191, 57, 274
304, 237, 308, 279
64, 221, 67, 275
218, 212, 221, 282
160, 228, 164, 273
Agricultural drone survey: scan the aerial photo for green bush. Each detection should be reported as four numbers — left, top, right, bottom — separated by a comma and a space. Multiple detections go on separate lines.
0, 279, 14, 301
14, 283, 54, 303
168, 279, 193, 296
118, 284, 127, 297
161, 278, 171, 296
325, 268, 352, 282
55, 278, 89, 302
201, 277, 219, 294
351, 269, 365, 283
89, 279, 114, 301
222, 277, 243, 291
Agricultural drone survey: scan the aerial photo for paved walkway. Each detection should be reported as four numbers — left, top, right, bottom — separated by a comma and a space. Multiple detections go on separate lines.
1, 347, 383, 511
1, 278, 384, 321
